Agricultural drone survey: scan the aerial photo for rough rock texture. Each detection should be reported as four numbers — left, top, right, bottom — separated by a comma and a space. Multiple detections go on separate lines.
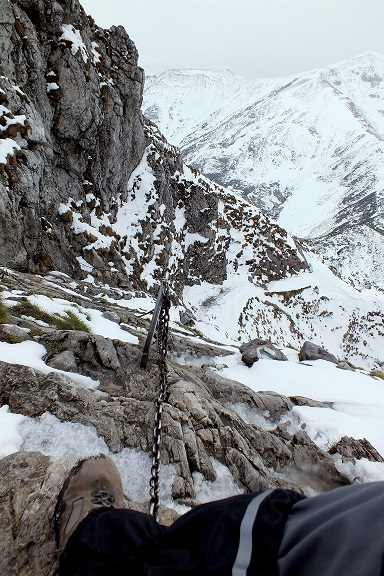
336, 361, 355, 371
299, 341, 338, 364
0, 451, 65, 576
0, 0, 307, 293
239, 338, 288, 366
0, 266, 369, 575
0, 0, 145, 281
0, 352, 348, 499
0, 2, 379, 571
328, 436, 384, 463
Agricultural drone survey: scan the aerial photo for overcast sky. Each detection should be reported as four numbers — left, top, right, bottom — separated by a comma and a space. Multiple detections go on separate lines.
80, 0, 384, 78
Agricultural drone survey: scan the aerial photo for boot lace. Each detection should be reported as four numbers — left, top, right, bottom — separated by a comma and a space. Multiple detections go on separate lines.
91, 489, 116, 507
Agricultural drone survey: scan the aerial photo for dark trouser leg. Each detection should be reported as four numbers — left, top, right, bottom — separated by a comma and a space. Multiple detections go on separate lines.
58, 508, 163, 576
58, 490, 301, 576
57, 494, 259, 576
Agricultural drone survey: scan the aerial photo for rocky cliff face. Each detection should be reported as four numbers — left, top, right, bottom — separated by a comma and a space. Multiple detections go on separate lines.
0, 0, 145, 278
0, 0, 305, 292
0, 3, 384, 574
143, 55, 384, 291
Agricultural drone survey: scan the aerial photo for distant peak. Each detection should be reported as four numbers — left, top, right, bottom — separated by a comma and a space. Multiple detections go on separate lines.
341, 51, 384, 68
362, 50, 384, 60
145, 67, 241, 81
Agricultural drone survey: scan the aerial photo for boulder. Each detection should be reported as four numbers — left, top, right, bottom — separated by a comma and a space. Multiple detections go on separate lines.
336, 361, 355, 371
239, 338, 288, 366
0, 323, 31, 342
328, 436, 384, 463
179, 308, 196, 325
102, 310, 121, 324
287, 431, 349, 492
48, 350, 78, 372
299, 341, 338, 364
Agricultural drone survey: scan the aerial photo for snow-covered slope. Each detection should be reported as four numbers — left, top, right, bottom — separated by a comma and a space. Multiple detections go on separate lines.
143, 53, 384, 290
53, 120, 384, 370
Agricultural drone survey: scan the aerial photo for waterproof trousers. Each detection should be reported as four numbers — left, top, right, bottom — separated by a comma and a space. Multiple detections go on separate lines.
58, 482, 384, 576
58, 489, 302, 576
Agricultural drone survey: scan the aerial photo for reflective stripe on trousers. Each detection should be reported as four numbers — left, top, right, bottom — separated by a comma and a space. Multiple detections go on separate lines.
232, 489, 274, 576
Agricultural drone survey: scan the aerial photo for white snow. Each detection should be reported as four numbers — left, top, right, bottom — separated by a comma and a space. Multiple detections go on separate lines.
1, 408, 244, 510
18, 412, 153, 502
76, 255, 93, 272
46, 82, 60, 93
91, 41, 101, 65
21, 293, 139, 345
86, 307, 139, 344
59, 24, 88, 63
183, 249, 384, 370
0, 405, 25, 458
100, 294, 155, 314
143, 56, 384, 291
0, 137, 21, 164
216, 352, 384, 466
192, 459, 244, 503
184, 232, 209, 250
0, 340, 99, 389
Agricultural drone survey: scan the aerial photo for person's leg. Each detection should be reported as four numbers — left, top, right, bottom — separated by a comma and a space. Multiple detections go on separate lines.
55, 455, 303, 576
146, 489, 304, 576
58, 489, 302, 576
278, 481, 384, 576
55, 454, 163, 576
58, 507, 163, 576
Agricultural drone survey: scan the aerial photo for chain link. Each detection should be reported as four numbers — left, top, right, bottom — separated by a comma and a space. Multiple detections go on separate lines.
149, 281, 171, 521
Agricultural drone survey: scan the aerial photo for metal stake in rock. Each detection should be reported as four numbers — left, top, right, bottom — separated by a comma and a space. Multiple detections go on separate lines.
140, 281, 171, 521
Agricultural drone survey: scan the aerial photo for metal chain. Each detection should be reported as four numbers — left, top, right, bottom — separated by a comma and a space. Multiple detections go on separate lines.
149, 282, 171, 521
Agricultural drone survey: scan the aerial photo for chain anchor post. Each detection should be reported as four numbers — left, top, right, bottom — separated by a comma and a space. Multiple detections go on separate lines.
141, 280, 171, 521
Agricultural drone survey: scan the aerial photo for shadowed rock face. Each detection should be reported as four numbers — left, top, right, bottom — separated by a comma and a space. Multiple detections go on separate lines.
0, 0, 145, 277
299, 341, 338, 364
239, 338, 288, 366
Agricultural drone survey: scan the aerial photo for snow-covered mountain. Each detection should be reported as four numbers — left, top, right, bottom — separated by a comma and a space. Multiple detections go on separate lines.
1, 2, 384, 570
0, 0, 382, 371
143, 53, 384, 290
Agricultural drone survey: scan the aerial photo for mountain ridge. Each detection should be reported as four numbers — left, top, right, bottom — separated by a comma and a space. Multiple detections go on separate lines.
0, 2, 384, 573
143, 52, 384, 290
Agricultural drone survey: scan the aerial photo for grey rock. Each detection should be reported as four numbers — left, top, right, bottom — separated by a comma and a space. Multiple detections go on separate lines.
289, 395, 331, 409
336, 361, 355, 371
0, 262, 359, 571
273, 421, 292, 441
0, 0, 146, 284
0, 323, 31, 342
299, 341, 338, 364
0, 451, 65, 576
200, 368, 294, 422
48, 349, 78, 372
0, 1, 14, 24
0, 0, 308, 295
102, 310, 121, 323
239, 338, 288, 366
328, 436, 384, 463
93, 334, 121, 371
288, 431, 349, 491
179, 308, 196, 325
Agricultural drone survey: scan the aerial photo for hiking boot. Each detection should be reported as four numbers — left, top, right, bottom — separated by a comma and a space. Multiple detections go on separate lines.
54, 454, 124, 550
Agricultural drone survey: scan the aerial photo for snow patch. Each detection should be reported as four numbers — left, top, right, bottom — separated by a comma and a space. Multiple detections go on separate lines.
59, 24, 88, 63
